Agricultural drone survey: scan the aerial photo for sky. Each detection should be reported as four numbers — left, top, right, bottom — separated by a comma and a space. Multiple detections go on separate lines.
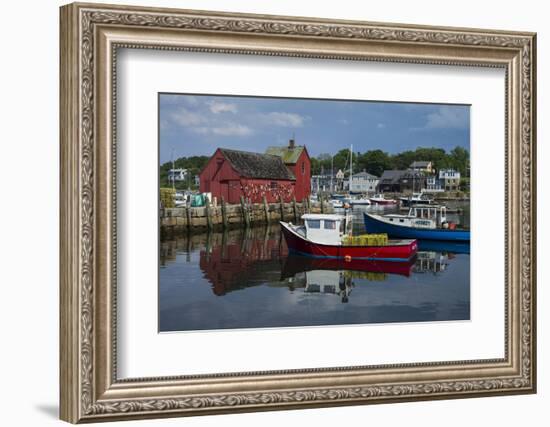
159, 93, 470, 164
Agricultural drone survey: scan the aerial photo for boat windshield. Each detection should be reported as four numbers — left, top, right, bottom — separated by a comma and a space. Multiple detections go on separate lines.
324, 220, 337, 230
306, 219, 321, 229
409, 206, 446, 224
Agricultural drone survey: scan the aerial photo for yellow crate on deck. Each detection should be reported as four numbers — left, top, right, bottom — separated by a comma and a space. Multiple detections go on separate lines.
342, 233, 388, 246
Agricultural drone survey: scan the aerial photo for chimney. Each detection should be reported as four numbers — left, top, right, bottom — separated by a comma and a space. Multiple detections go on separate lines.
288, 138, 295, 149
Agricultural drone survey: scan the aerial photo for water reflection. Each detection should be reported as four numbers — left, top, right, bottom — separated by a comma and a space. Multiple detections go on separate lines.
159, 221, 470, 331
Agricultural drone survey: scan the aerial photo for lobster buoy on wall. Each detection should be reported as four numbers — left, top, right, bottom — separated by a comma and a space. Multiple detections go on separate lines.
344, 255, 352, 262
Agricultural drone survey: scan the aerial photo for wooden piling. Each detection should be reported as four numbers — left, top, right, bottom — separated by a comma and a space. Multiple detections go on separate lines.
292, 196, 298, 222
248, 199, 254, 227
205, 197, 213, 231
185, 206, 191, 229
221, 197, 228, 229
320, 195, 325, 213
240, 196, 250, 228
279, 196, 285, 222
263, 196, 269, 224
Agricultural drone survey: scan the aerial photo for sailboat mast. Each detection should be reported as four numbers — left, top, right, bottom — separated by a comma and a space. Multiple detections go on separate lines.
349, 144, 353, 194
171, 147, 175, 191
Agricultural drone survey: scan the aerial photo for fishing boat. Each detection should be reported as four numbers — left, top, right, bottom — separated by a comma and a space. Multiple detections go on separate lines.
369, 193, 398, 205
399, 192, 433, 207
329, 198, 345, 208
280, 213, 417, 262
349, 196, 372, 206
363, 204, 470, 241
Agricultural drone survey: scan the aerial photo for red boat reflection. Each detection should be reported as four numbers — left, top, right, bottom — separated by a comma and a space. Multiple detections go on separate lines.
281, 254, 416, 279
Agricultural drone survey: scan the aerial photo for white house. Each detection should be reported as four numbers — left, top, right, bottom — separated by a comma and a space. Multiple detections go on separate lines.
346, 171, 379, 194
438, 169, 461, 191
425, 175, 444, 192
167, 168, 188, 182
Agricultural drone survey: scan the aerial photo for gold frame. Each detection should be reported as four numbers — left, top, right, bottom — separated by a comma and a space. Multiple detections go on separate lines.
60, 2, 537, 423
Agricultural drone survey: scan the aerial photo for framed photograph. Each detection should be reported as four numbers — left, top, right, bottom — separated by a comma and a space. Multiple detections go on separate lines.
60, 2, 537, 423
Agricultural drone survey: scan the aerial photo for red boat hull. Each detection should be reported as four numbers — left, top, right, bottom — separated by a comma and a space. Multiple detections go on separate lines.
370, 199, 397, 205
281, 223, 417, 262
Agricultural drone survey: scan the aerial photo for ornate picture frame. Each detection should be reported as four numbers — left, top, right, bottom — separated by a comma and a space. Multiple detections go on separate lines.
60, 2, 536, 423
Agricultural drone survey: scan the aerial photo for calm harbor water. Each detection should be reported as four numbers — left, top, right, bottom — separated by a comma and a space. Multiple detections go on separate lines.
159, 203, 470, 332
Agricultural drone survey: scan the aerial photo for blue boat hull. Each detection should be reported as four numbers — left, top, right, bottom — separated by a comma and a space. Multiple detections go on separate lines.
417, 240, 470, 254
363, 212, 470, 242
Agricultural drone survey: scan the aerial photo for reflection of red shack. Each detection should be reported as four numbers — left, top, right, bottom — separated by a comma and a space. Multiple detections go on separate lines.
199, 236, 288, 296
199, 139, 310, 204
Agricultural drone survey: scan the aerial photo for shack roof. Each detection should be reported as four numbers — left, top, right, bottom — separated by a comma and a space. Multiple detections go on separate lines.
379, 170, 406, 184
353, 171, 379, 179
265, 145, 308, 164
219, 148, 295, 180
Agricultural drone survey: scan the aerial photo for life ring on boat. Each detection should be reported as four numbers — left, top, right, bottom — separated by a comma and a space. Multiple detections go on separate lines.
344, 255, 352, 262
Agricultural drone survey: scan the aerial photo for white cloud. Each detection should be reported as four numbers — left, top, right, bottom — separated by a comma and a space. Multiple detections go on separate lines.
162, 94, 199, 106
191, 127, 209, 135
258, 112, 308, 127
377, 123, 386, 129
208, 101, 238, 114
212, 124, 253, 136
170, 107, 205, 126
192, 123, 253, 137
337, 118, 350, 125
424, 106, 469, 129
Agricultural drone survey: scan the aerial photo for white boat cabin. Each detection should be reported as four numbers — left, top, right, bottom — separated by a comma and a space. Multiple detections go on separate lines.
299, 213, 352, 245
378, 205, 447, 230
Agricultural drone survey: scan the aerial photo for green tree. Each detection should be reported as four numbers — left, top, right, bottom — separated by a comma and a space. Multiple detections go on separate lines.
355, 150, 392, 177
449, 146, 470, 176
159, 155, 209, 189
332, 149, 350, 173
390, 150, 416, 170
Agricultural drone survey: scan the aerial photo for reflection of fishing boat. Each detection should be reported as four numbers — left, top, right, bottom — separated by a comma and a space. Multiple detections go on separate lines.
281, 253, 415, 278
369, 193, 398, 205
280, 213, 417, 262
415, 251, 449, 274
303, 270, 353, 303
363, 205, 470, 241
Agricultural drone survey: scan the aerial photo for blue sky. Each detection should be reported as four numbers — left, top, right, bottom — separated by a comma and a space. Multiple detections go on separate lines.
159, 93, 470, 164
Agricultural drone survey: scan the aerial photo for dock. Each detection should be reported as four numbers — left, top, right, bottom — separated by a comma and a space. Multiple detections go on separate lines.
160, 198, 333, 237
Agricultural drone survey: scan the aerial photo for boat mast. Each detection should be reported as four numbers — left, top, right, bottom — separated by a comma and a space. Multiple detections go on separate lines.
349, 144, 353, 194
171, 147, 175, 191
330, 155, 334, 193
